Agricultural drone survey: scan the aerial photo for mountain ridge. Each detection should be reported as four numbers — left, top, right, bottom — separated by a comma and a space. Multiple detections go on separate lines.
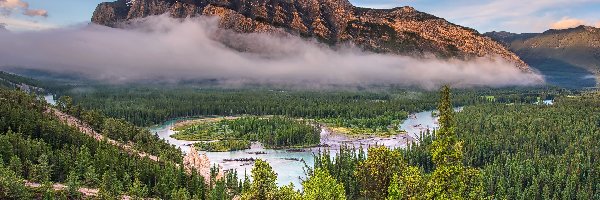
485, 25, 600, 88
92, 0, 529, 71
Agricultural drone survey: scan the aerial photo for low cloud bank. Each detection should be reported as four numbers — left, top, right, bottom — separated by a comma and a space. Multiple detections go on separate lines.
0, 15, 543, 89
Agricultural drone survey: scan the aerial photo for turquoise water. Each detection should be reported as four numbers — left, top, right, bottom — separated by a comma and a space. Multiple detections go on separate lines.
398, 107, 462, 141
44, 94, 56, 105
149, 120, 314, 189
149, 110, 446, 189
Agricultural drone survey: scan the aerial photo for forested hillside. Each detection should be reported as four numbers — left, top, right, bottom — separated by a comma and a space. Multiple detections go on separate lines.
0, 88, 210, 199
310, 90, 600, 199
457, 94, 600, 199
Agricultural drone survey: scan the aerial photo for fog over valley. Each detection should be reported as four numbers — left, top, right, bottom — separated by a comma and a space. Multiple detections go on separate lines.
0, 15, 542, 89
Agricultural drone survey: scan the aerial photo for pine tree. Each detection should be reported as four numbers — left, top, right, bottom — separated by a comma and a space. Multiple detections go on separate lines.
129, 177, 149, 199
387, 166, 424, 200
0, 164, 31, 199
75, 145, 92, 176
209, 180, 228, 200
355, 146, 404, 199
278, 183, 302, 200
241, 170, 251, 193
171, 188, 191, 200
303, 168, 346, 200
8, 155, 22, 178
99, 170, 122, 199
426, 85, 483, 200
83, 165, 99, 187
241, 159, 278, 200
66, 170, 81, 198
31, 154, 52, 184
122, 172, 132, 192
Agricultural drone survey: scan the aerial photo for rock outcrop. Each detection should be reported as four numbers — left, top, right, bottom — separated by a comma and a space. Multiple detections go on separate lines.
183, 146, 223, 184
92, 0, 530, 71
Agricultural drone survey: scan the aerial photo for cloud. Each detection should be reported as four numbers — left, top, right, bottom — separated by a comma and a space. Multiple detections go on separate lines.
436, 0, 596, 32
551, 17, 588, 29
23, 9, 47, 17
353, 0, 599, 33
0, 0, 28, 10
0, 17, 55, 31
0, 15, 543, 89
0, 0, 48, 17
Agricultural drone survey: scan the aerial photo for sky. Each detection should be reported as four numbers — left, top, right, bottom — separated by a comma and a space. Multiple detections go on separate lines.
0, 0, 599, 32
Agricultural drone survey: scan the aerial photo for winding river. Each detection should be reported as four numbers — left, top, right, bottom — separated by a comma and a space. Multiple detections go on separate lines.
40, 92, 439, 188
149, 109, 448, 189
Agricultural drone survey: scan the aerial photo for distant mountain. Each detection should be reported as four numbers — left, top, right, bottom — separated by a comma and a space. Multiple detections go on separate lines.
486, 26, 599, 88
92, 0, 529, 71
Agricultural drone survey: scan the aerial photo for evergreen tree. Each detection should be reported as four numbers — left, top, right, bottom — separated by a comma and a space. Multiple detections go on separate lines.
31, 154, 52, 184
187, 171, 205, 200
57, 96, 73, 113
241, 170, 251, 193
387, 167, 424, 200
75, 145, 92, 177
241, 159, 278, 200
278, 183, 302, 200
209, 180, 228, 200
355, 146, 404, 199
66, 170, 81, 198
425, 85, 483, 199
129, 177, 149, 200
171, 188, 191, 200
0, 164, 31, 199
303, 168, 346, 200
8, 155, 22, 178
99, 170, 122, 199
122, 172, 132, 192
225, 170, 241, 195
83, 165, 99, 187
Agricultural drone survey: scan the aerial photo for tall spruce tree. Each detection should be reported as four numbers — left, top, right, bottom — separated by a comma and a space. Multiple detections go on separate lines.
425, 85, 483, 199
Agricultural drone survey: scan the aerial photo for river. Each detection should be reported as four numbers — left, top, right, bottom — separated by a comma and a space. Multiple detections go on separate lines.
40, 92, 446, 189
44, 94, 56, 105
149, 109, 448, 189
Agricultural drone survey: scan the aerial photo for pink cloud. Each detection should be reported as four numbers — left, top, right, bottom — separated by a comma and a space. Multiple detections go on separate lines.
0, 0, 28, 9
23, 9, 47, 17
0, 0, 47, 18
550, 17, 587, 29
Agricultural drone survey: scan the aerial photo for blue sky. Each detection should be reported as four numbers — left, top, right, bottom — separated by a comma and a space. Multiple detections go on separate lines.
1, 0, 600, 32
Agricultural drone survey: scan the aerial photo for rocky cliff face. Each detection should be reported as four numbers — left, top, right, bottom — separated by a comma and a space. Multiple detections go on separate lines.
92, 0, 529, 71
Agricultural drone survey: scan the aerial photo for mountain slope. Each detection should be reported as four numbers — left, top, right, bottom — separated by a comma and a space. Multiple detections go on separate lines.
92, 0, 529, 71
486, 26, 599, 88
